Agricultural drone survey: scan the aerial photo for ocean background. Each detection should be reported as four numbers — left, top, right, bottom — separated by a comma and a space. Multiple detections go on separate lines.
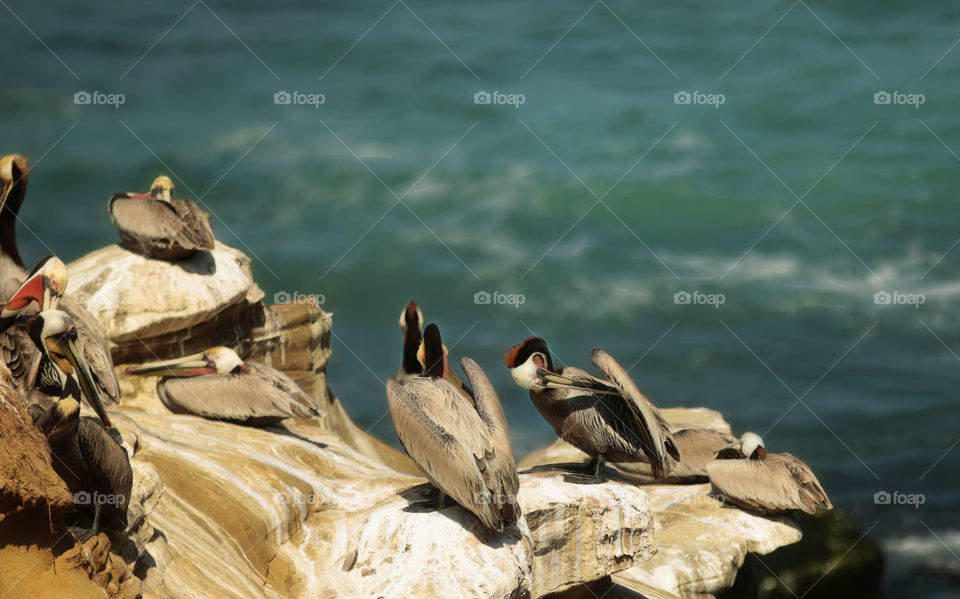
2, 0, 958, 595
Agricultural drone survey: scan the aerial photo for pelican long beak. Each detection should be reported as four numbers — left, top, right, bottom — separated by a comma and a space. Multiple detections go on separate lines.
25, 344, 43, 389
2, 271, 45, 317
59, 335, 111, 428
536, 369, 620, 395
125, 352, 216, 377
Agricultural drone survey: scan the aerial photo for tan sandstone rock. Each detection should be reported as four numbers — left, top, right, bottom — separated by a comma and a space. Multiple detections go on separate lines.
519, 408, 803, 599
67, 241, 263, 352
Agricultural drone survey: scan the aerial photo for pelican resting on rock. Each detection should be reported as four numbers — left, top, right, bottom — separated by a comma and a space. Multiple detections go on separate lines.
503, 337, 679, 481
707, 432, 833, 516
388, 323, 518, 532
126, 346, 320, 426
0, 155, 120, 405
109, 175, 215, 260
25, 310, 132, 535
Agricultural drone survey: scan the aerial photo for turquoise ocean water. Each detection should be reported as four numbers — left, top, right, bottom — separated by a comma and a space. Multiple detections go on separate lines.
2, 1, 959, 595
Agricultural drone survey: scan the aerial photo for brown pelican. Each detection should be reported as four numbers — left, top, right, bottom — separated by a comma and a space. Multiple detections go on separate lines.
503, 337, 679, 481
125, 346, 320, 426
0, 155, 119, 405
108, 175, 215, 260
25, 310, 132, 534
388, 323, 518, 532
392, 300, 424, 383
707, 432, 833, 515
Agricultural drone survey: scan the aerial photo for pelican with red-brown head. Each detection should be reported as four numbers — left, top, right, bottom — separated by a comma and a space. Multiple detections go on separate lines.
503, 336, 679, 482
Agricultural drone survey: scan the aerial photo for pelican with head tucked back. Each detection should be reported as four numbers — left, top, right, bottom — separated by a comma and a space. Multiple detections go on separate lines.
0, 154, 29, 293
126, 346, 320, 426
392, 300, 424, 384
0, 155, 120, 407
706, 432, 833, 516
503, 337, 679, 481
109, 175, 215, 260
388, 323, 518, 532
24, 310, 132, 535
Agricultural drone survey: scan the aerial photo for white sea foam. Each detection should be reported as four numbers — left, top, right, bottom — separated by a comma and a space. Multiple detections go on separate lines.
884, 530, 960, 560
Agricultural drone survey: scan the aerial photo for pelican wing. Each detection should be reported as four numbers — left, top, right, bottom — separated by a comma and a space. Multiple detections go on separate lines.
77, 417, 133, 530
157, 368, 315, 425
109, 195, 214, 257
707, 454, 832, 515
246, 362, 321, 417
590, 349, 679, 478
387, 377, 504, 530
460, 358, 519, 524
775, 453, 833, 514
0, 323, 31, 383
0, 324, 58, 408
618, 428, 734, 483
60, 295, 120, 405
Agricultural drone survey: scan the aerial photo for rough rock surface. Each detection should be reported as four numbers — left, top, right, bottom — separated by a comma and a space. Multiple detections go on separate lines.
519, 475, 655, 596
67, 241, 264, 352
0, 365, 72, 516
109, 408, 654, 599
613, 484, 801, 598
519, 409, 803, 599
